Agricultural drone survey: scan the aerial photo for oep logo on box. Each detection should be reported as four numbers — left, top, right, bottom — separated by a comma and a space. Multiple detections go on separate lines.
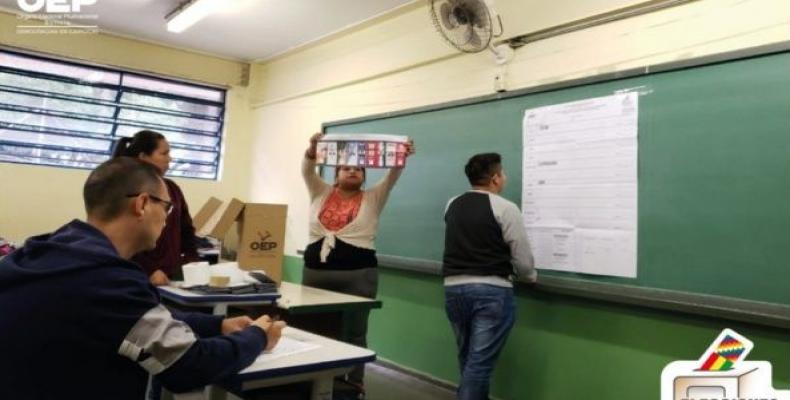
17, 0, 96, 13
661, 329, 790, 400
250, 231, 278, 251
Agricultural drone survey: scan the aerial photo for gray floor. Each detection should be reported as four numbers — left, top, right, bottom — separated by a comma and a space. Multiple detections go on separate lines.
365, 362, 456, 400
173, 362, 456, 400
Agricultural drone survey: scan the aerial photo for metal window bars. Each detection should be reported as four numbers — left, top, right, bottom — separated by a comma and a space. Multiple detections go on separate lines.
0, 49, 226, 180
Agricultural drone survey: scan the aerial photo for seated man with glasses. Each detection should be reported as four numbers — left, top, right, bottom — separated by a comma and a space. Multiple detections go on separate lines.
0, 157, 285, 400
127, 192, 174, 215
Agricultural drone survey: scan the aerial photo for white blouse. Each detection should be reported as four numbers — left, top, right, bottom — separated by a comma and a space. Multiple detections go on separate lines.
302, 157, 402, 262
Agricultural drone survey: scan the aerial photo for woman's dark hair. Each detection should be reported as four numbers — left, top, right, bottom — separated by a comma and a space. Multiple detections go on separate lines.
465, 153, 502, 186
112, 130, 166, 158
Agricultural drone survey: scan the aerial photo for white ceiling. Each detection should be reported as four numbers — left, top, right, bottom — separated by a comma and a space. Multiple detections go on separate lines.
0, 0, 414, 61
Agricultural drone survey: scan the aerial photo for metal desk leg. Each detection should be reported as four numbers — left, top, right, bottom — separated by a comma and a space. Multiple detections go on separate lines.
170, 390, 206, 400
168, 385, 228, 400
212, 303, 228, 315
311, 372, 336, 400
206, 385, 228, 400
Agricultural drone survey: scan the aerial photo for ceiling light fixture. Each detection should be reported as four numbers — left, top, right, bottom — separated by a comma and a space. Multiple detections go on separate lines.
165, 0, 223, 33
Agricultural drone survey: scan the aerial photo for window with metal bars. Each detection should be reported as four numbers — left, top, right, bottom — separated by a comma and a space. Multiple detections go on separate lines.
0, 50, 225, 180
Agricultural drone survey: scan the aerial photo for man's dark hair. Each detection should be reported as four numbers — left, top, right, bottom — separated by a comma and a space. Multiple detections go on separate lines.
83, 157, 163, 221
465, 153, 503, 186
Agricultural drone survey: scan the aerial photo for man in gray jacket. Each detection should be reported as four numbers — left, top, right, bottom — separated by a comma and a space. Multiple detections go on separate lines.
443, 152, 537, 400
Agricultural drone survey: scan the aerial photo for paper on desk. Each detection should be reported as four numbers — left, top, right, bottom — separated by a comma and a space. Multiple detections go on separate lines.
241, 336, 321, 372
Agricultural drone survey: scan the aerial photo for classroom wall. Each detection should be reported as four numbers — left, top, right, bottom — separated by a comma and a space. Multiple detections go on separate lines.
250, 0, 790, 398
248, 0, 790, 257
0, 11, 254, 243
2, 1, 789, 398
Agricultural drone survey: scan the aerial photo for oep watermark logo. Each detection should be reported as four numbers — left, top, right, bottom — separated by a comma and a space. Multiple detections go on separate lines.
18, 0, 96, 12
661, 329, 790, 400
15, 0, 99, 35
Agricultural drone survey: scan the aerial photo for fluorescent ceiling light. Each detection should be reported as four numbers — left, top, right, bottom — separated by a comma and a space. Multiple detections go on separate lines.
166, 0, 223, 33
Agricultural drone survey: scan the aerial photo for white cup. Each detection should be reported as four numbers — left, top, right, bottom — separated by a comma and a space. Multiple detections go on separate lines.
182, 262, 210, 287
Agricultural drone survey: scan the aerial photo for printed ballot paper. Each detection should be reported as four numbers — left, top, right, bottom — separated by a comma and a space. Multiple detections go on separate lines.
316, 134, 409, 168
241, 335, 321, 370
522, 92, 638, 278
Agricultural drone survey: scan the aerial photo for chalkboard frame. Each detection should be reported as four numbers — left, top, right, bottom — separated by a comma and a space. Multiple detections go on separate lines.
321, 41, 790, 329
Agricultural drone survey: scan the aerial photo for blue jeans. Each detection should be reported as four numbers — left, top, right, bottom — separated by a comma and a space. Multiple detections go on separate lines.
445, 284, 515, 400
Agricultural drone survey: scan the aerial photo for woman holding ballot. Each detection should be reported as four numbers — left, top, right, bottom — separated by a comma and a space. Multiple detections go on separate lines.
112, 130, 200, 286
301, 132, 414, 393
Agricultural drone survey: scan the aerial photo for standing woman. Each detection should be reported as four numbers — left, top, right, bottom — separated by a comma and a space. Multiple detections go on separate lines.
112, 130, 200, 286
302, 133, 414, 393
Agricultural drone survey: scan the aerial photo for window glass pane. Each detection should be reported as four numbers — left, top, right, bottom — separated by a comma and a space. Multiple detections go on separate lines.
0, 90, 115, 117
169, 164, 216, 179
170, 148, 216, 163
0, 72, 117, 101
121, 92, 222, 117
0, 109, 113, 134
0, 143, 108, 168
0, 128, 111, 151
170, 162, 215, 173
116, 125, 219, 148
123, 75, 223, 102
0, 50, 223, 180
0, 53, 120, 85
118, 108, 219, 133
170, 171, 216, 179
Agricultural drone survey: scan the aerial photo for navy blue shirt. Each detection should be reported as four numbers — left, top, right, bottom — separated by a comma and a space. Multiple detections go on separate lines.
0, 220, 266, 399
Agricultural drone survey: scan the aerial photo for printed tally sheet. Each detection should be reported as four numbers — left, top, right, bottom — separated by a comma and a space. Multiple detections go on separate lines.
522, 92, 638, 278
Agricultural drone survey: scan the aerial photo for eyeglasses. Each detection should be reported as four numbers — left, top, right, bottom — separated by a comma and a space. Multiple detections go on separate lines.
126, 193, 174, 215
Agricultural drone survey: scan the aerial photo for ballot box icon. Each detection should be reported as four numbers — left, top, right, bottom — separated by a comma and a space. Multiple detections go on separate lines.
661, 329, 790, 400
661, 361, 787, 400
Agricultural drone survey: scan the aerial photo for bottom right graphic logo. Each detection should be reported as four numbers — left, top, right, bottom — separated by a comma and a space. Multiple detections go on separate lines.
662, 329, 790, 400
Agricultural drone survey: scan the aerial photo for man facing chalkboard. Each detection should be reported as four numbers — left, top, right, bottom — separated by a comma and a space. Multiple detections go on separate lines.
442, 152, 537, 400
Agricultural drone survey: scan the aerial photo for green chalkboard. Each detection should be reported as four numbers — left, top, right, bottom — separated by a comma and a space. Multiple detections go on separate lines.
324, 48, 790, 309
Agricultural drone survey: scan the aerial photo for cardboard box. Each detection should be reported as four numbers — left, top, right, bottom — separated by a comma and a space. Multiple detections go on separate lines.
192, 196, 223, 232
208, 198, 246, 240
201, 198, 287, 285
236, 204, 287, 283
